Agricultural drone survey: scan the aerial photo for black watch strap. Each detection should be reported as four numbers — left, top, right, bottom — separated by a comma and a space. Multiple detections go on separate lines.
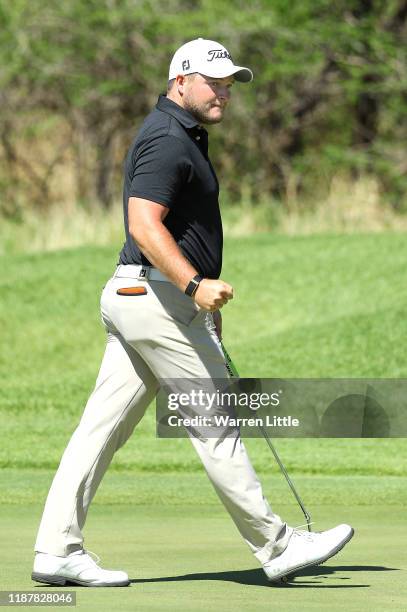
185, 275, 203, 297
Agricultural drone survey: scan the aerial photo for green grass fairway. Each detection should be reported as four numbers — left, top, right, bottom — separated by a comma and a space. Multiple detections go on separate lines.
1, 234, 407, 473
1, 503, 406, 611
1, 233, 407, 610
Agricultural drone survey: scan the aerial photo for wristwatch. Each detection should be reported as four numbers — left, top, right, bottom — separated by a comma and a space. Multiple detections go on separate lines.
185, 275, 203, 297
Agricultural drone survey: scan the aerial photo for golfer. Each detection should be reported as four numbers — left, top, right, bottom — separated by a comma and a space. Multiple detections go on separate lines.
32, 38, 353, 587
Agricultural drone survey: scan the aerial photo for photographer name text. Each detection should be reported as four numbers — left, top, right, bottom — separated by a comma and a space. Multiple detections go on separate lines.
166, 415, 299, 428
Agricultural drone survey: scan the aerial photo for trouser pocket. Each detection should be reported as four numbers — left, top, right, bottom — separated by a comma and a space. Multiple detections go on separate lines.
148, 281, 201, 327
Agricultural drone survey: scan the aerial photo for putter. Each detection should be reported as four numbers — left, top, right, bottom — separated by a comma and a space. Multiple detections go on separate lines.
220, 342, 312, 531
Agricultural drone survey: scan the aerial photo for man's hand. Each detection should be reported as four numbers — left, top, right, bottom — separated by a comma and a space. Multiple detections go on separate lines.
193, 279, 233, 311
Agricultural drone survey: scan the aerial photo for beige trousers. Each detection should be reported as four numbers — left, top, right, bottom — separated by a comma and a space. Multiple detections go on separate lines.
35, 266, 291, 566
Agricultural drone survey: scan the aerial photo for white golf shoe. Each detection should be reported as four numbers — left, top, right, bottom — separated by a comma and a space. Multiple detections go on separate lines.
32, 550, 130, 587
263, 523, 354, 583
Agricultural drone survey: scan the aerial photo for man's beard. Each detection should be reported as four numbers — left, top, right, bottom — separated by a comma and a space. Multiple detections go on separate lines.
183, 98, 224, 125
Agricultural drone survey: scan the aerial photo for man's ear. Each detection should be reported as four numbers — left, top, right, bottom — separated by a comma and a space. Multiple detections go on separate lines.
176, 74, 186, 96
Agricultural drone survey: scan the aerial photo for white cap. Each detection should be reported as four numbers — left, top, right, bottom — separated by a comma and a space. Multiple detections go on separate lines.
169, 38, 253, 83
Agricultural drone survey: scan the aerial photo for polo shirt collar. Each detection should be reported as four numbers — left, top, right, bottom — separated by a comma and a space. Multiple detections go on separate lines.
156, 94, 200, 129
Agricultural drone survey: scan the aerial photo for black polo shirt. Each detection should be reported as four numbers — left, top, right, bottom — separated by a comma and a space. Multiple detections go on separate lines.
118, 95, 223, 279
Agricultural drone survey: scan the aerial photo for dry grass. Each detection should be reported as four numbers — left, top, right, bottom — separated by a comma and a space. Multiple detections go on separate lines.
280, 176, 407, 235
0, 201, 125, 256
1, 176, 406, 255
222, 176, 407, 237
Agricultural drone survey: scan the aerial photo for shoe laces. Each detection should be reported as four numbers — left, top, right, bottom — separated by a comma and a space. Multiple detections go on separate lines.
83, 549, 101, 566
292, 523, 317, 542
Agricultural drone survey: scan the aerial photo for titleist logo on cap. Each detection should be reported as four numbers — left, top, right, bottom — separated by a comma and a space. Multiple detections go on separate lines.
207, 49, 232, 62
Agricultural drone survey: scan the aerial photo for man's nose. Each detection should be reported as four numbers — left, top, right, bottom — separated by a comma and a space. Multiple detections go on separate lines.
218, 87, 231, 101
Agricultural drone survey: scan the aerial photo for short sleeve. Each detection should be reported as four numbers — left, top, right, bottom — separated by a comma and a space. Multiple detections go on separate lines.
129, 135, 189, 208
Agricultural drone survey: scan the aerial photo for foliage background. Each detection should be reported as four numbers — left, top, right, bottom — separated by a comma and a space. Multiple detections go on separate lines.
1, 0, 406, 234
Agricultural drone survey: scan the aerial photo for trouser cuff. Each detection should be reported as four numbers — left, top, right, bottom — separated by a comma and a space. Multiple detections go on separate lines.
253, 524, 293, 565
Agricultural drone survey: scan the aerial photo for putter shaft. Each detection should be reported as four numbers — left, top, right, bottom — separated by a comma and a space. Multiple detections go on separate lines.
220, 342, 312, 531
258, 424, 312, 531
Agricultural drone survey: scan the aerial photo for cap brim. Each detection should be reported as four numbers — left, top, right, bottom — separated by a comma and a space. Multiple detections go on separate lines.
230, 66, 253, 83
199, 65, 253, 83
